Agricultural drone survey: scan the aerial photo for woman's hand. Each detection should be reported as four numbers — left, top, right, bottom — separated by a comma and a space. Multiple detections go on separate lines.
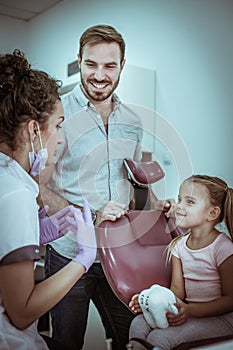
129, 294, 142, 314
167, 297, 189, 326
39, 205, 79, 245
71, 201, 97, 272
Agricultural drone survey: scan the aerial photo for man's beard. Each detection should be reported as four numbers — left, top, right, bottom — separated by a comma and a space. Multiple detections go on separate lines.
81, 75, 120, 102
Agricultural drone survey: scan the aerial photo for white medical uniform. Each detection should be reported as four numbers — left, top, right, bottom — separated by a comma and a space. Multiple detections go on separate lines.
0, 153, 48, 349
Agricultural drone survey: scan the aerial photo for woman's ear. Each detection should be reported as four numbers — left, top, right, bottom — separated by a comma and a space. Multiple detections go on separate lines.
208, 206, 221, 222
27, 119, 38, 141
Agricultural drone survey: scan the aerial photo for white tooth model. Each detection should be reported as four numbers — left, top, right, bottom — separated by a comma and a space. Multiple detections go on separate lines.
139, 284, 178, 329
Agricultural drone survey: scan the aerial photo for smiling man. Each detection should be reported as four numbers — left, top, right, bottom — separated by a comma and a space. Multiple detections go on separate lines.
40, 23, 175, 350
39, 24, 144, 350
79, 41, 123, 104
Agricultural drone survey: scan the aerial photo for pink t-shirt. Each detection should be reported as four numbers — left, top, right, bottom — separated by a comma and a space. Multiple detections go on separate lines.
172, 233, 233, 302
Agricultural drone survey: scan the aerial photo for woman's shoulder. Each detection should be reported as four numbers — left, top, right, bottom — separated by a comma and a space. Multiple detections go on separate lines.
0, 171, 22, 193
0, 172, 31, 201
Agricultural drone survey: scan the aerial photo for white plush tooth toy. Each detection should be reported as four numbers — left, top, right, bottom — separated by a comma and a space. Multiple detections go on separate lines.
138, 284, 179, 329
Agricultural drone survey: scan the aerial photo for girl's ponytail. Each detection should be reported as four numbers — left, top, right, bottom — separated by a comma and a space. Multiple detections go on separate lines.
224, 187, 233, 240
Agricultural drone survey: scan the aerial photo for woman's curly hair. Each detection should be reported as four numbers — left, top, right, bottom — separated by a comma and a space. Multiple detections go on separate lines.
0, 49, 61, 150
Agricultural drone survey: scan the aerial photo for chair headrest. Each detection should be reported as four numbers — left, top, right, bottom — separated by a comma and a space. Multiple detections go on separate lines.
124, 158, 165, 186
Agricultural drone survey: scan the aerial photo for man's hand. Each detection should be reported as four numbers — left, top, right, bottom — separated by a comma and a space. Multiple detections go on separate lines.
151, 198, 176, 218
95, 201, 127, 227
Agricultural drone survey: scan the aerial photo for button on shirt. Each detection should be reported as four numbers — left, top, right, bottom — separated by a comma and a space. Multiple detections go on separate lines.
48, 83, 143, 258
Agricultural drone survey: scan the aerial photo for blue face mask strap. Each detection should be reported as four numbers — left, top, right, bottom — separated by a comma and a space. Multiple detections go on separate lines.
30, 137, 35, 153
36, 123, 44, 150
29, 122, 48, 176
30, 122, 44, 153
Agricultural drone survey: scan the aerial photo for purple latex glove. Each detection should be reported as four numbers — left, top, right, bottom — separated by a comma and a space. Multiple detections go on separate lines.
71, 201, 97, 272
39, 205, 77, 245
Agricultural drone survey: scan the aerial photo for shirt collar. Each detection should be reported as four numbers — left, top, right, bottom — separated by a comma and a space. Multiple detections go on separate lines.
0, 152, 39, 197
73, 83, 89, 108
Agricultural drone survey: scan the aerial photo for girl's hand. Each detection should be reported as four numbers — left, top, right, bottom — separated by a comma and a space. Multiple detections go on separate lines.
129, 294, 142, 314
167, 297, 189, 326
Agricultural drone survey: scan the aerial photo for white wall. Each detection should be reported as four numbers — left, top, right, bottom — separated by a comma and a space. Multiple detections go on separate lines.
0, 15, 28, 52
1, 0, 232, 196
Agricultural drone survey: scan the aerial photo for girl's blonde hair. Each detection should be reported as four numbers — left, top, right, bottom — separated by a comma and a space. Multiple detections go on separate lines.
167, 175, 233, 262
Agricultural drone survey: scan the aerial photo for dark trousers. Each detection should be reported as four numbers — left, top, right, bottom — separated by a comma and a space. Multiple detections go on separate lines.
45, 245, 135, 350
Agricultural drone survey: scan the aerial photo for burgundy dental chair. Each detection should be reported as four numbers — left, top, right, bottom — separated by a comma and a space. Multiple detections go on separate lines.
98, 158, 179, 306
123, 157, 165, 210
98, 209, 179, 306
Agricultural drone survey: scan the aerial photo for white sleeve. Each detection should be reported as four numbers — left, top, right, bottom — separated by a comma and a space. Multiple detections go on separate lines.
0, 188, 40, 264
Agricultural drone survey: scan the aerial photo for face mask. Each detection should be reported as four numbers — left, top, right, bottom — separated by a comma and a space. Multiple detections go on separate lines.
29, 124, 48, 176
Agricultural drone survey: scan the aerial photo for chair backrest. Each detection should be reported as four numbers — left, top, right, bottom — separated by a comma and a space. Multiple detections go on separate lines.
124, 158, 165, 186
123, 158, 165, 210
98, 210, 180, 306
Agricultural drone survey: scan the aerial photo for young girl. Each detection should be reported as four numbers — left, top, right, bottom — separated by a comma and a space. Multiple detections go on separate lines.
128, 175, 233, 350
0, 50, 96, 349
